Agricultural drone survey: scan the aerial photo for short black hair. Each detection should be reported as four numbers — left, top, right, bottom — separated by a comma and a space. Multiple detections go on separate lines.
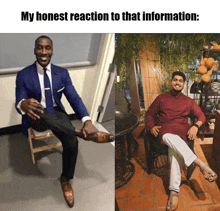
35, 35, 53, 48
172, 71, 186, 82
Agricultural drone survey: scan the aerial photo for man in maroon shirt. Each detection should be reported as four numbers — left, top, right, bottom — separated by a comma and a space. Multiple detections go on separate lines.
145, 71, 217, 211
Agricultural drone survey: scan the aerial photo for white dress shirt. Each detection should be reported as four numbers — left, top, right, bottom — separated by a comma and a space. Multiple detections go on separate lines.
17, 62, 91, 124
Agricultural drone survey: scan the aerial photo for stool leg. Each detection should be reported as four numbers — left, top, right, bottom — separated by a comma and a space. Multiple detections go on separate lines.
28, 129, 36, 164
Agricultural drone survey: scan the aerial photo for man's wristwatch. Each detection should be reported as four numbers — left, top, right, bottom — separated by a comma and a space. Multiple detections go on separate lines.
193, 123, 199, 128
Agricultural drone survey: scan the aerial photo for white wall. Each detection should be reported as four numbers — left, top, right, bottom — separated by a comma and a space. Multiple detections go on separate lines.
0, 34, 115, 128
0, 34, 101, 69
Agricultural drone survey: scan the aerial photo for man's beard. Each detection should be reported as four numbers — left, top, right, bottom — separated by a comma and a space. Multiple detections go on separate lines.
173, 89, 182, 93
171, 87, 183, 95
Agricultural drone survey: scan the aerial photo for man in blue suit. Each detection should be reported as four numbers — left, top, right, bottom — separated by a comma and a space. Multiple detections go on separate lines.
15, 35, 112, 208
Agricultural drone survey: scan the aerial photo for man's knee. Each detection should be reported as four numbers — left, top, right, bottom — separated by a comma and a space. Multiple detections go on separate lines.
162, 133, 177, 149
162, 133, 171, 142
63, 136, 78, 150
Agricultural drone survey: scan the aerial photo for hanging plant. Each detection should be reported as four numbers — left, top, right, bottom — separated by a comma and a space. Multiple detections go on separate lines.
115, 34, 220, 93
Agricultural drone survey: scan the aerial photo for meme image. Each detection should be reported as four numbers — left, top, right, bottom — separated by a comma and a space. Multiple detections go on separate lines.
1, 2, 220, 211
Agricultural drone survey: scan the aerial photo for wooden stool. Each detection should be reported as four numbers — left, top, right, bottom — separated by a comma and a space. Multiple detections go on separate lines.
28, 128, 62, 164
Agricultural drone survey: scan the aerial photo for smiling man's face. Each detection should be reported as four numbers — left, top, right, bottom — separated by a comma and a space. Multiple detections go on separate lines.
34, 37, 53, 68
171, 75, 185, 92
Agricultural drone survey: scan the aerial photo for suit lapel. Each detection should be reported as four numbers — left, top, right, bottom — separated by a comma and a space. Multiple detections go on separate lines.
31, 62, 42, 102
51, 64, 62, 107
51, 63, 59, 91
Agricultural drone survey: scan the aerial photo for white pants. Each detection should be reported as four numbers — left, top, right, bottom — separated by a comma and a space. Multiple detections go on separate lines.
162, 133, 197, 192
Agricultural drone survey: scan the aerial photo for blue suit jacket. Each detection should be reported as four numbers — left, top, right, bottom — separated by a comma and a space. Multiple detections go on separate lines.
15, 62, 89, 137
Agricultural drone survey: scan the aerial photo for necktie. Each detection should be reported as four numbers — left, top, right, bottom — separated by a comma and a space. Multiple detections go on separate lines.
44, 68, 55, 114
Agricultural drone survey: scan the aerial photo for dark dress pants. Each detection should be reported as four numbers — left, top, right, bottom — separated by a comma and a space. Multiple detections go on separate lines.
28, 107, 78, 180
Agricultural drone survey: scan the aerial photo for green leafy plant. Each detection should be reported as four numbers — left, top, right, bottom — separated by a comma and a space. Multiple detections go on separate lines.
115, 34, 220, 92
115, 34, 152, 91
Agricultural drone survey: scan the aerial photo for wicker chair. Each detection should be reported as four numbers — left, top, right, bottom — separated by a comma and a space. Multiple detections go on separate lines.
143, 128, 196, 180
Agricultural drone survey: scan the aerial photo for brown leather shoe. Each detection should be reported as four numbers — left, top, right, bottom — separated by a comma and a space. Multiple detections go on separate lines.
87, 131, 115, 143
75, 129, 114, 143
60, 176, 74, 208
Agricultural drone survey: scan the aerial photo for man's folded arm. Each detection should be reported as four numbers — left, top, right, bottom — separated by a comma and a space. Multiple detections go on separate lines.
63, 69, 89, 119
17, 99, 26, 115
15, 72, 29, 115
191, 101, 206, 126
145, 96, 160, 131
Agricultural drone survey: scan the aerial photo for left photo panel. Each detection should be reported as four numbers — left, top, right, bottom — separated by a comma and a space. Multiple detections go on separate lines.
0, 33, 115, 210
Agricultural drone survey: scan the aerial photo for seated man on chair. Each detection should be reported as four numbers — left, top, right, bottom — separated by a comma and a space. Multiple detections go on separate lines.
15, 35, 113, 208
145, 71, 217, 211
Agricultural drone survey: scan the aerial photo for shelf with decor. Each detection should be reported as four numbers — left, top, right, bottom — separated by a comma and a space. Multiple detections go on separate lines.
197, 48, 220, 140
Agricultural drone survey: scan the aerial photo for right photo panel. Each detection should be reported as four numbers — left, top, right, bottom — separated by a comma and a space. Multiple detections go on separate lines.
115, 34, 220, 211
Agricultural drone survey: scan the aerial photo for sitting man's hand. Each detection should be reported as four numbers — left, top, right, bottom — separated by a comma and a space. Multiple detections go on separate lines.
82, 120, 97, 139
21, 98, 44, 120
150, 126, 161, 137
187, 126, 198, 140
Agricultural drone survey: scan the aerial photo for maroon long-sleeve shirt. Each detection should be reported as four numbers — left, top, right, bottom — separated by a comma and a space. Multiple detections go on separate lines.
145, 91, 206, 144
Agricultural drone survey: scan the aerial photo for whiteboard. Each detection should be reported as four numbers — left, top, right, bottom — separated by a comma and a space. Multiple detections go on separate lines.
0, 33, 101, 69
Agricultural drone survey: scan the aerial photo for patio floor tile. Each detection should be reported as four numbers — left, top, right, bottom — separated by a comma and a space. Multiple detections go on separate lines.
184, 192, 213, 206
124, 196, 154, 210
116, 186, 141, 198
115, 127, 220, 211
185, 206, 202, 211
